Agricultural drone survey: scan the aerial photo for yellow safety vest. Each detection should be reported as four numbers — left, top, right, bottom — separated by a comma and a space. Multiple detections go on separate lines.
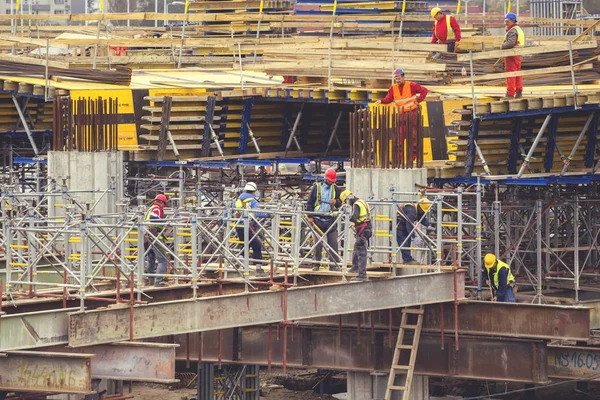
492, 260, 515, 288
434, 14, 455, 42
235, 197, 253, 217
354, 199, 371, 225
505, 25, 525, 47
145, 204, 164, 238
314, 183, 335, 212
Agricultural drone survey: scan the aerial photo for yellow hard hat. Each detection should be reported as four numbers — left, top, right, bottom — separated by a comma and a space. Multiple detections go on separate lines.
418, 198, 432, 213
484, 253, 497, 269
340, 190, 353, 204
431, 7, 442, 18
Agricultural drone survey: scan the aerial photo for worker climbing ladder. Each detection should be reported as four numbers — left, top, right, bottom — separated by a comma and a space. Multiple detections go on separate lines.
385, 305, 424, 400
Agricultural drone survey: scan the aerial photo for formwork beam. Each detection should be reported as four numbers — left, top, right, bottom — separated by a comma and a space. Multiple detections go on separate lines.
68, 271, 466, 347
0, 308, 76, 351
0, 351, 92, 393
176, 327, 549, 383
51, 342, 179, 383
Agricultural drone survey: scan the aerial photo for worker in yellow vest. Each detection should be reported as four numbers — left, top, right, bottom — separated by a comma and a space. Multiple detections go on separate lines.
430, 7, 461, 53
340, 190, 372, 282
375, 69, 428, 161
502, 12, 525, 98
484, 253, 517, 303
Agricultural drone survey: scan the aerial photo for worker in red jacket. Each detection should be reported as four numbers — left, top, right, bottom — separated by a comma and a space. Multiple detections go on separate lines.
502, 12, 525, 98
375, 69, 428, 161
430, 7, 461, 53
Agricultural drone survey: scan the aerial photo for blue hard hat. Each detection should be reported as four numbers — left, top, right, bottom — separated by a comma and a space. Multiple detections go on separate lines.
505, 12, 517, 21
393, 68, 405, 76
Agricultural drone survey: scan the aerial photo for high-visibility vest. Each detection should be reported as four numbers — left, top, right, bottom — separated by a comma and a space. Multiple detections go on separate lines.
314, 182, 335, 212
235, 197, 253, 217
434, 14, 455, 42
391, 82, 418, 111
505, 25, 525, 47
354, 199, 371, 225
145, 204, 164, 238
492, 260, 515, 289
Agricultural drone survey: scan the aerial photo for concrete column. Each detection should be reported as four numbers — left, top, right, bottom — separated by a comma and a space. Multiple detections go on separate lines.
346, 371, 429, 400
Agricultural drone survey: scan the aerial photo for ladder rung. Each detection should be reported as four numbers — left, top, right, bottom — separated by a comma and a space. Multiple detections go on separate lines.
392, 365, 411, 370
389, 385, 407, 391
403, 309, 424, 314
400, 324, 419, 329
397, 344, 416, 350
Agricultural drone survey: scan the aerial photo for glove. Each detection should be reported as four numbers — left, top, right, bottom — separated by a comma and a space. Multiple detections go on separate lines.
413, 236, 424, 247
426, 226, 436, 234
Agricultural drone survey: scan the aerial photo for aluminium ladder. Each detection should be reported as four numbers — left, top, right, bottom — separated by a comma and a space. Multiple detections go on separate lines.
384, 305, 424, 400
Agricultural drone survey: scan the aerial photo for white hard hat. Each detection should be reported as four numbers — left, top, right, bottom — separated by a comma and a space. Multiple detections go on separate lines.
244, 182, 258, 192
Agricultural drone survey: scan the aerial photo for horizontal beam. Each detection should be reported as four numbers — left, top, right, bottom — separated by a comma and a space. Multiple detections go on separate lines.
423, 302, 590, 341
0, 351, 92, 393
0, 308, 76, 351
68, 272, 465, 347
548, 345, 600, 381
456, 42, 598, 61
46, 342, 178, 383
174, 326, 549, 383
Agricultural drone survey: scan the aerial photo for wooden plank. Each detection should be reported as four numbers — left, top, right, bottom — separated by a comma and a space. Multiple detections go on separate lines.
157, 96, 173, 161
456, 42, 598, 62
452, 61, 596, 84
0, 54, 70, 69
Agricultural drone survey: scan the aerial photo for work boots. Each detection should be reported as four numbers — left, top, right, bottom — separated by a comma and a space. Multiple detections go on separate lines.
515, 91, 523, 98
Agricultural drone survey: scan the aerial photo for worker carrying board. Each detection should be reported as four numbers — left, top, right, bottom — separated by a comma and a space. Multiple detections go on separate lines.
483, 253, 517, 303
430, 7, 461, 53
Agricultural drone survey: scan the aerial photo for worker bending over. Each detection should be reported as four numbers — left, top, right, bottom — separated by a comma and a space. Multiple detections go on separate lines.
502, 12, 525, 98
396, 198, 432, 265
306, 168, 343, 271
235, 182, 269, 277
145, 194, 169, 287
340, 190, 372, 282
430, 7, 461, 53
483, 253, 517, 302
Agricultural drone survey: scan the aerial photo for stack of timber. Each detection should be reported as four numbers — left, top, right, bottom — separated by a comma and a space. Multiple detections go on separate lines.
439, 93, 600, 177
441, 41, 600, 86
135, 94, 350, 161
0, 94, 52, 133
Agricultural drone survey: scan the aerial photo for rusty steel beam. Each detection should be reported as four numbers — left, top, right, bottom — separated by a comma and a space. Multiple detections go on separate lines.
423, 302, 590, 341
548, 345, 600, 381
173, 326, 549, 383
68, 272, 465, 347
46, 342, 179, 383
0, 351, 92, 393
0, 308, 76, 351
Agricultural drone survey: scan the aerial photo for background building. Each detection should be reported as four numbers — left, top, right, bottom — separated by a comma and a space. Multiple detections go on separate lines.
0, 0, 72, 15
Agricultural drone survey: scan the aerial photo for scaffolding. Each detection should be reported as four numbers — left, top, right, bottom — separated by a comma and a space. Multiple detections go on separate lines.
531, 0, 584, 36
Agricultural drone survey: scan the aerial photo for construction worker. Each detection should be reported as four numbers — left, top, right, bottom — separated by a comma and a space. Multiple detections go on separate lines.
483, 253, 517, 303
430, 7, 461, 53
340, 190, 372, 282
235, 182, 269, 277
305, 167, 343, 271
375, 69, 428, 161
502, 12, 525, 98
145, 194, 169, 287
396, 198, 432, 265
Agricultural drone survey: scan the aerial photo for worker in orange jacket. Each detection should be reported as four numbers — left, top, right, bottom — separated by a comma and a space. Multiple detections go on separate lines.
430, 7, 461, 53
502, 12, 525, 98
375, 69, 428, 161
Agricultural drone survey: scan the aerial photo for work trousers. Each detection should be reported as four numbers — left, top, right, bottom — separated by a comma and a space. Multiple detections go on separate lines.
352, 224, 372, 278
313, 218, 341, 265
396, 220, 415, 263
146, 240, 168, 285
399, 108, 419, 162
236, 226, 263, 267
505, 55, 523, 97
446, 41, 456, 52
497, 286, 517, 303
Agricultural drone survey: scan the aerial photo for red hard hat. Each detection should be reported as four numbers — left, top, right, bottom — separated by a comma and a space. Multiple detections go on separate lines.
325, 168, 337, 182
154, 194, 167, 204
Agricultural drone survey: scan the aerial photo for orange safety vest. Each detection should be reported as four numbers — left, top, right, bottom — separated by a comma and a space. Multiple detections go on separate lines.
391, 82, 418, 111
